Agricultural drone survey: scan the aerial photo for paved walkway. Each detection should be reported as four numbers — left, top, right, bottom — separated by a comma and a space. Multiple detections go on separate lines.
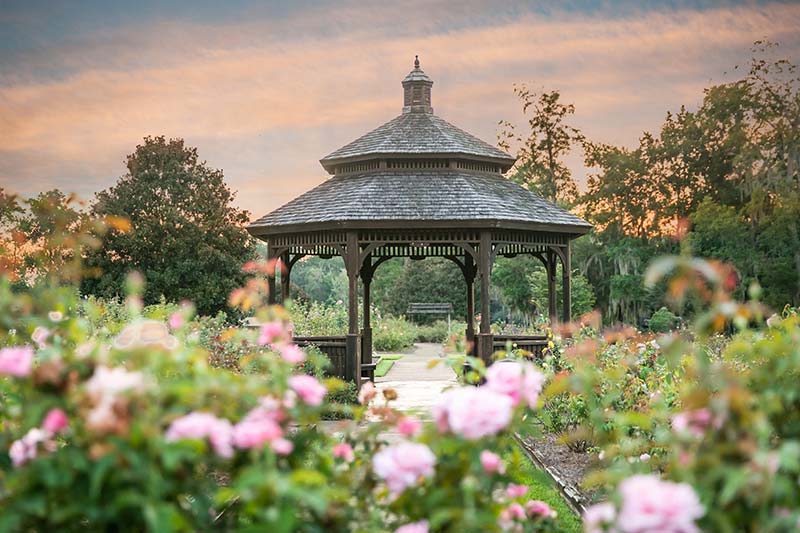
374, 343, 457, 417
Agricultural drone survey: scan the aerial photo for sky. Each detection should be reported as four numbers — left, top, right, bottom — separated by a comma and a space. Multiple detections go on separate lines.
1, 0, 799, 221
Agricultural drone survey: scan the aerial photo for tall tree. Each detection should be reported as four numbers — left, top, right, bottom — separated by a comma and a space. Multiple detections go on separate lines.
82, 136, 255, 315
499, 87, 583, 204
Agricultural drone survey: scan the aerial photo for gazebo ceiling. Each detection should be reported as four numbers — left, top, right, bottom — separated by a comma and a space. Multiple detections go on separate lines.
248, 57, 591, 238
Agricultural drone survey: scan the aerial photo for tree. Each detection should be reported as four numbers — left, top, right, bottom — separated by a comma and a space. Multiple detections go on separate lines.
499, 87, 583, 204
82, 136, 255, 315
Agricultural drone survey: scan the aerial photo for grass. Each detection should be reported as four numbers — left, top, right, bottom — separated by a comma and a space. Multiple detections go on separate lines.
504, 445, 582, 533
373, 354, 404, 377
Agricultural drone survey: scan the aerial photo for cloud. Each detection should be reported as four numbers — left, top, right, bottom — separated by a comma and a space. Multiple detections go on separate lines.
1, 1, 799, 218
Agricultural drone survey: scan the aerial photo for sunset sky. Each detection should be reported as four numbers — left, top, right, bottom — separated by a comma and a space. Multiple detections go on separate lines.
2, 0, 799, 221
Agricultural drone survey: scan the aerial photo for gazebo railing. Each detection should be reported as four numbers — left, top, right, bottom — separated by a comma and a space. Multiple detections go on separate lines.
292, 336, 348, 378
492, 334, 548, 360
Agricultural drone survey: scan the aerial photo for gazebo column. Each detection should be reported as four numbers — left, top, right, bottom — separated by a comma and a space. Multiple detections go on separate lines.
562, 243, 572, 323
477, 231, 494, 365
280, 250, 291, 304
546, 250, 557, 322
463, 254, 476, 357
360, 257, 374, 366
266, 244, 278, 305
344, 231, 362, 384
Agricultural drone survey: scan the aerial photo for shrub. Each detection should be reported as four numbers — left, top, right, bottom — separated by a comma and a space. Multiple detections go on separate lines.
373, 315, 417, 352
648, 306, 680, 332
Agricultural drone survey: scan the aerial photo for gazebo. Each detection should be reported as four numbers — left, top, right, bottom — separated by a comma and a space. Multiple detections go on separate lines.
248, 58, 592, 383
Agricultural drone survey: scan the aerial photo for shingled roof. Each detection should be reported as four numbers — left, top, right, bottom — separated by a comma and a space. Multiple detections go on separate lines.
248, 170, 592, 235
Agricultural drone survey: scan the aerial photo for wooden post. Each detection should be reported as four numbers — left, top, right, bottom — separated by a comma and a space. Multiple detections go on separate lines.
280, 251, 291, 304
464, 253, 476, 357
562, 243, 572, 323
477, 231, 494, 364
547, 249, 557, 322
266, 243, 277, 305
360, 256, 373, 366
345, 231, 362, 384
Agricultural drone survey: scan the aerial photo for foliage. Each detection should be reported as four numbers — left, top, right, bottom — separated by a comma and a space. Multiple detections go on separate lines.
82, 136, 256, 315
648, 307, 680, 333
373, 315, 418, 352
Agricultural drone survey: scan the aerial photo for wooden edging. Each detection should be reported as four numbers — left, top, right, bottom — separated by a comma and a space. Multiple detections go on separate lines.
514, 433, 588, 518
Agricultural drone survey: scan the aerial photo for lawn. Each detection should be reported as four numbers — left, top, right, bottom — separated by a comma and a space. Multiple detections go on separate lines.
505, 445, 582, 533
374, 354, 404, 377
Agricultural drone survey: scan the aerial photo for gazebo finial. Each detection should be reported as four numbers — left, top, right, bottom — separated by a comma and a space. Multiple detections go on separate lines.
414, 55, 420, 69
402, 55, 433, 113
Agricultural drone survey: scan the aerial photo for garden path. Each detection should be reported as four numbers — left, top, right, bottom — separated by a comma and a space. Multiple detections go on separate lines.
374, 342, 456, 417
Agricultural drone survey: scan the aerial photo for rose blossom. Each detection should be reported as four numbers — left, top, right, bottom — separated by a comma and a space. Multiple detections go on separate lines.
42, 408, 68, 434
288, 375, 326, 406
31, 326, 50, 347
333, 442, 355, 462
232, 416, 283, 449
8, 428, 55, 468
271, 437, 294, 455
616, 475, 704, 533
485, 361, 545, 408
168, 312, 184, 330
258, 321, 287, 346
48, 311, 63, 322
434, 386, 513, 440
395, 521, 428, 533
583, 502, 616, 533
397, 416, 422, 437
372, 442, 436, 496
525, 500, 556, 519
278, 343, 306, 364
165, 412, 234, 458
498, 502, 526, 530
0, 345, 34, 377
358, 380, 377, 404
86, 366, 145, 398
506, 483, 528, 498
671, 408, 719, 438
480, 450, 505, 474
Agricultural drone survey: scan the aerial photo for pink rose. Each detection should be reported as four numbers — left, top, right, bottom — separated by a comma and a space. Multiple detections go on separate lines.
0, 345, 34, 377
258, 321, 287, 346
279, 343, 306, 364
168, 312, 184, 330
616, 475, 704, 533
333, 442, 355, 462
397, 416, 422, 437
165, 412, 234, 458
288, 375, 327, 406
485, 361, 545, 408
480, 450, 505, 474
506, 483, 528, 499
8, 428, 54, 468
434, 386, 513, 440
395, 521, 428, 533
358, 381, 377, 404
271, 437, 294, 455
233, 417, 283, 449
31, 326, 50, 347
42, 408, 68, 434
671, 408, 719, 438
525, 500, 556, 518
498, 502, 526, 530
583, 502, 616, 533
372, 442, 436, 496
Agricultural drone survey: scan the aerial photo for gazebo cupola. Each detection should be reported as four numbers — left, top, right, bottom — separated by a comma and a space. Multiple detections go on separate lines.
402, 55, 433, 113
248, 57, 592, 385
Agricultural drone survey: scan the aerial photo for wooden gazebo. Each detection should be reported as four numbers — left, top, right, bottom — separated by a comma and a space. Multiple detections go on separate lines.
248, 58, 592, 383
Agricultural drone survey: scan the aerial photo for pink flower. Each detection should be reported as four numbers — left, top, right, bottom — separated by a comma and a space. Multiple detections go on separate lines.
397, 416, 422, 437
42, 408, 68, 434
271, 437, 294, 455
0, 346, 34, 377
525, 500, 556, 519
168, 312, 184, 330
48, 311, 63, 322
480, 450, 505, 474
372, 442, 436, 496
233, 417, 283, 449
485, 361, 545, 408
86, 366, 145, 399
258, 321, 287, 346
499, 502, 526, 530
671, 408, 719, 438
333, 442, 355, 462
616, 475, 704, 533
165, 412, 234, 458
583, 502, 616, 533
288, 375, 326, 406
395, 521, 428, 533
506, 483, 528, 499
358, 381, 377, 404
8, 428, 54, 468
434, 386, 513, 440
31, 326, 50, 347
279, 343, 306, 364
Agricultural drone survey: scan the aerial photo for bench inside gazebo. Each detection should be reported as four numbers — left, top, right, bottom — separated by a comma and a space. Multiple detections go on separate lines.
247, 57, 592, 385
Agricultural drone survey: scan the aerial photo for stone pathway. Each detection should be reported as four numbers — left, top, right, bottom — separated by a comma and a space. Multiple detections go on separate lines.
374, 342, 457, 417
